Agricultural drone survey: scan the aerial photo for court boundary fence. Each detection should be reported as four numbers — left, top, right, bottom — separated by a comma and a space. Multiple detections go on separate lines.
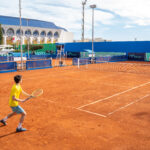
26, 59, 52, 70
0, 59, 53, 73
0, 56, 14, 62
0, 61, 17, 73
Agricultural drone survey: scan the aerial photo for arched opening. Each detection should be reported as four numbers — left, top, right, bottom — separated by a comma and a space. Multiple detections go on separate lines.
25, 29, 31, 37
33, 30, 39, 37
16, 29, 23, 37
54, 32, 59, 39
54, 32, 59, 43
6, 28, 15, 45
7, 28, 14, 37
40, 31, 46, 44
25, 30, 32, 44
47, 31, 53, 43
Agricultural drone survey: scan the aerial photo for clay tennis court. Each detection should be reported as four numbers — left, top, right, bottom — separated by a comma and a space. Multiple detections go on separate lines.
1, 61, 150, 150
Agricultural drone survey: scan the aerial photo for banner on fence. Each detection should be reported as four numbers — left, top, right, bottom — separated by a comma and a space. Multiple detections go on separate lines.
128, 53, 145, 61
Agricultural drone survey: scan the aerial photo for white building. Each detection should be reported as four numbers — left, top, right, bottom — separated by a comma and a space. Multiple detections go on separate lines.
0, 15, 73, 45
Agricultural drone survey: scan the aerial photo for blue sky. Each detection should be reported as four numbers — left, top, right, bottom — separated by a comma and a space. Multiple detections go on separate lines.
0, 0, 150, 41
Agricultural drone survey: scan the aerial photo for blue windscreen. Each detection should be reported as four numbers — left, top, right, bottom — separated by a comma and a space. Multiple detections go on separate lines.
0, 62, 17, 73
28, 55, 51, 60
26, 59, 52, 70
0, 56, 14, 61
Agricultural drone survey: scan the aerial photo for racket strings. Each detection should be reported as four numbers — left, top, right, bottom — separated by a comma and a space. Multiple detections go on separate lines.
32, 89, 43, 97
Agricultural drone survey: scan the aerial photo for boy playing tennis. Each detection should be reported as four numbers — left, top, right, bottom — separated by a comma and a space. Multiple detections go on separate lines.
0, 75, 32, 132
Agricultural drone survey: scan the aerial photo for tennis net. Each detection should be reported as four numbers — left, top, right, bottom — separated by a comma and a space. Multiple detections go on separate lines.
74, 58, 150, 75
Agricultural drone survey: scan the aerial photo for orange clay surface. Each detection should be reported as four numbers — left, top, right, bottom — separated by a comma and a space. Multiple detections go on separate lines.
1, 61, 150, 150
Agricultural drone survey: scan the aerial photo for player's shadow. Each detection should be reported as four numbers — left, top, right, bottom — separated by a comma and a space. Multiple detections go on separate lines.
0, 131, 17, 138
0, 124, 5, 128
0, 124, 18, 138
134, 112, 150, 121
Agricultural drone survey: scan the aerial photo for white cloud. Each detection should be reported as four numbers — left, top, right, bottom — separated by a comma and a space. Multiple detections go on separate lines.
124, 25, 135, 28
101, 0, 150, 26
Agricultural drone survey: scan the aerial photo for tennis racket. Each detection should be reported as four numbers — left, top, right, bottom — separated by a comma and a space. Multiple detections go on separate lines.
31, 89, 43, 98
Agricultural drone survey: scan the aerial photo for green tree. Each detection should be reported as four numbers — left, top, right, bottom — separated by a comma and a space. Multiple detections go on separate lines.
24, 44, 43, 54
24, 44, 43, 51
0, 24, 3, 45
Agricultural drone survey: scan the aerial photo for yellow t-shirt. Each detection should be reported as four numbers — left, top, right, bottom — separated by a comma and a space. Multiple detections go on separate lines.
9, 84, 22, 107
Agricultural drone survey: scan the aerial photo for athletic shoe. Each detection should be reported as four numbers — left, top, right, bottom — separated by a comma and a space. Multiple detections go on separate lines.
0, 119, 7, 126
16, 127, 27, 132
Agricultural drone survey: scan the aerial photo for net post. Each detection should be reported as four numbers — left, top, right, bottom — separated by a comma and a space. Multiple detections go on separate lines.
50, 57, 52, 67
7, 55, 9, 62
86, 60, 88, 69
78, 58, 80, 69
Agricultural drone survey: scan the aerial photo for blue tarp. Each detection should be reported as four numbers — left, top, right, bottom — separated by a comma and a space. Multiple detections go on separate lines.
64, 41, 150, 53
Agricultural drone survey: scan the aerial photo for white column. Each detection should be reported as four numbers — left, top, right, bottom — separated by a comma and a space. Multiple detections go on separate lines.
30, 37, 33, 44
51, 37, 54, 43
57, 38, 60, 43
44, 37, 47, 43
22, 36, 25, 45
38, 37, 41, 44
4, 36, 7, 45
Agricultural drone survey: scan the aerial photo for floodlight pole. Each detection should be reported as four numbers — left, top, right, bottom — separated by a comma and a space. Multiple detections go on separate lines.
82, 0, 87, 42
27, 19, 30, 59
19, 0, 23, 70
90, 4, 96, 62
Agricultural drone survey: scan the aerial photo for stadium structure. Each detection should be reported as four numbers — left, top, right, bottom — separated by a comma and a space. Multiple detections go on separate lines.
0, 15, 73, 45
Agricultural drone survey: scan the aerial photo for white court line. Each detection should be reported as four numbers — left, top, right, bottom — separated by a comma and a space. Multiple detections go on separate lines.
78, 81, 150, 109
42, 98, 107, 118
76, 108, 107, 118
107, 94, 150, 116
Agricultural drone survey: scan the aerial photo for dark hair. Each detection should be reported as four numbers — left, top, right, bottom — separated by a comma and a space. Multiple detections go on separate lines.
14, 75, 22, 83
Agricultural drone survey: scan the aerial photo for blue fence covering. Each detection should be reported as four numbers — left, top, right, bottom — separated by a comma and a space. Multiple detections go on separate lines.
28, 55, 52, 60
128, 53, 145, 61
0, 62, 17, 73
12, 52, 26, 57
95, 55, 127, 62
0, 56, 14, 61
0, 56, 7, 61
26, 59, 52, 70
64, 41, 150, 53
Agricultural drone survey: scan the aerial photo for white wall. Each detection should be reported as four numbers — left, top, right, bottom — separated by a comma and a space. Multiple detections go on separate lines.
58, 30, 74, 43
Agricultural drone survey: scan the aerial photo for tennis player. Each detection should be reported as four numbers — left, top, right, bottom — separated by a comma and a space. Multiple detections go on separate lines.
0, 75, 32, 132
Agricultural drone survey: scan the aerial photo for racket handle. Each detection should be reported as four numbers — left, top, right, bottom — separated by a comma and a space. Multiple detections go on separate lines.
24, 96, 33, 102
